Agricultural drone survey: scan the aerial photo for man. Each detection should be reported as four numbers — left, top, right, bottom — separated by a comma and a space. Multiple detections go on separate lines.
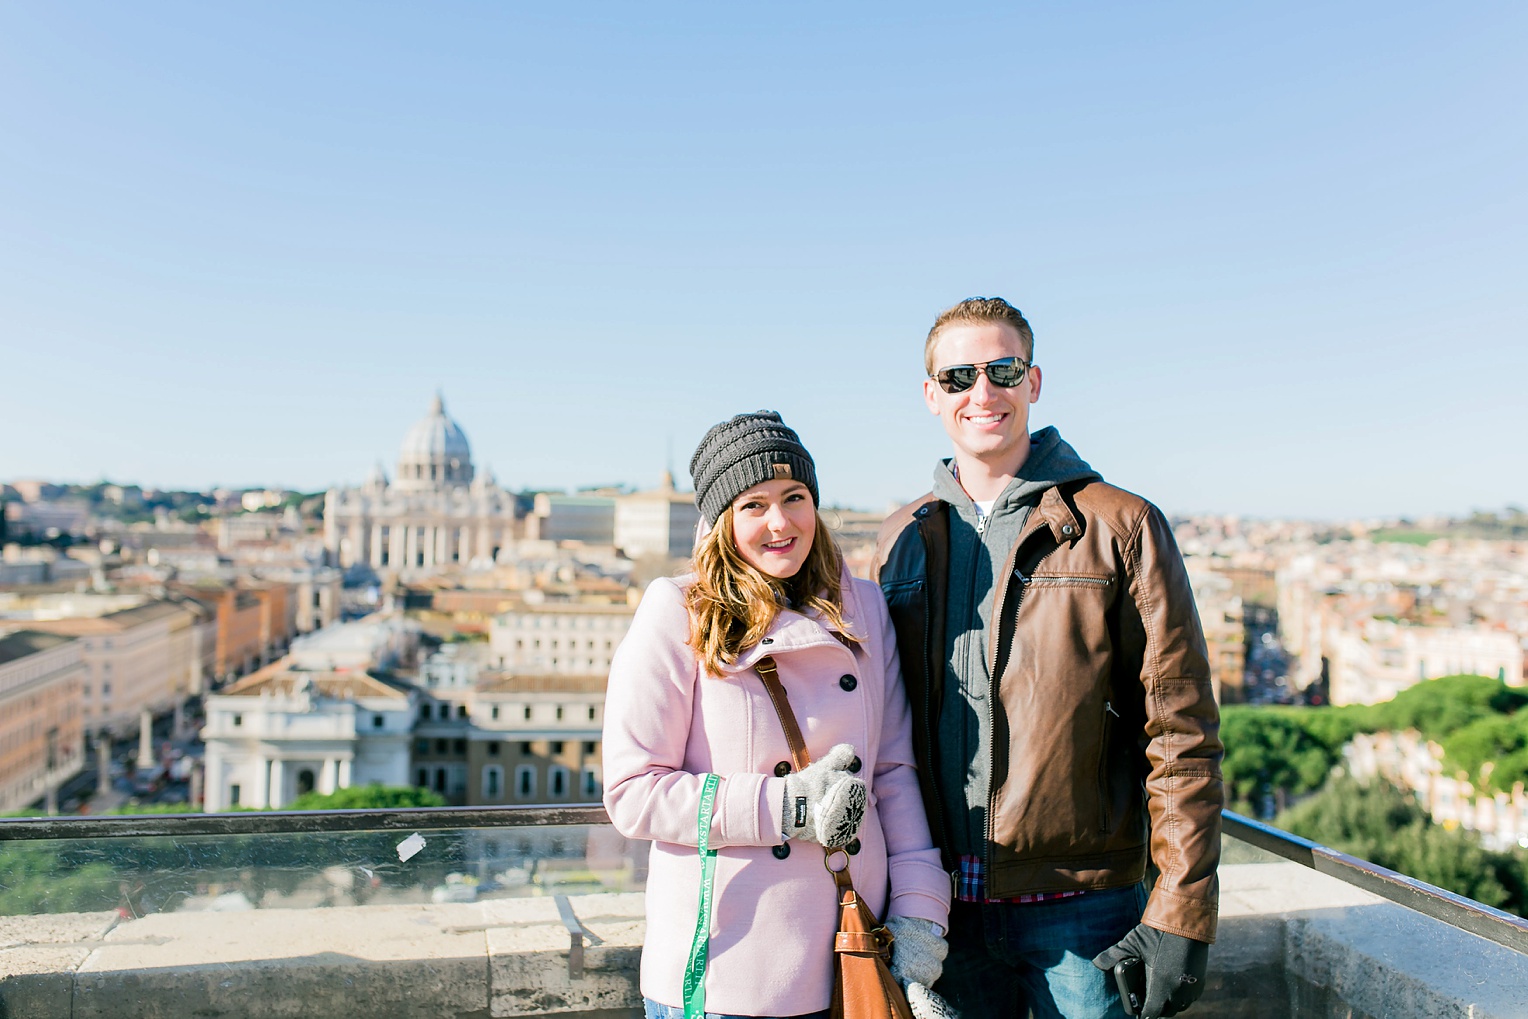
872, 297, 1223, 1019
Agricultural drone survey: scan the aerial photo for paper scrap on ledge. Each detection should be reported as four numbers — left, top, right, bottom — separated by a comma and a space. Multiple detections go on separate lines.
396, 832, 426, 862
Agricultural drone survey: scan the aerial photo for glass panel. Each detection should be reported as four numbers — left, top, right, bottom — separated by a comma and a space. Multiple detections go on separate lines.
1, 817, 651, 1017
1, 822, 647, 918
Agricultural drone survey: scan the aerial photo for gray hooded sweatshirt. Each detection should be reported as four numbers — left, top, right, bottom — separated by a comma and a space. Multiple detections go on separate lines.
930, 425, 1102, 860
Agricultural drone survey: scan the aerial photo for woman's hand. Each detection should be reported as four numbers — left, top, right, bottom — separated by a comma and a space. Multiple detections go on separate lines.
906, 981, 958, 1019
781, 743, 866, 848
885, 915, 947, 988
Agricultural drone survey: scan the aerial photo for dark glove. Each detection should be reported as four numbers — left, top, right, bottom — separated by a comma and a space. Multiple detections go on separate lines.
1091, 923, 1208, 1018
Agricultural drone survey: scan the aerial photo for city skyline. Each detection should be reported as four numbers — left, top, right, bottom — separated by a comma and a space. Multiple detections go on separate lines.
3, 5, 1526, 518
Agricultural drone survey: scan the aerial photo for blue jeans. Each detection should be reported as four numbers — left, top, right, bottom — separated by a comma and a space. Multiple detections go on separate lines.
643, 1000, 830, 1019
935, 883, 1147, 1019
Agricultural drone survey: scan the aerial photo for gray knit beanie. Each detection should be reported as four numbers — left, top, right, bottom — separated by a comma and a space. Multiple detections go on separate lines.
689, 410, 819, 525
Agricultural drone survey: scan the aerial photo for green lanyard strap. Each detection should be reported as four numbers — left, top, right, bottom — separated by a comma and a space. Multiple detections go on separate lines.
682, 773, 721, 1019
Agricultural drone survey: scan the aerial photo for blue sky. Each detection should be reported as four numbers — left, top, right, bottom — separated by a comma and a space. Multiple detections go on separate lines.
2, 3, 1524, 518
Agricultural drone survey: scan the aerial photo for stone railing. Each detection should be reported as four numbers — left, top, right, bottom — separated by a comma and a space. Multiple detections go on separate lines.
2, 807, 1526, 1018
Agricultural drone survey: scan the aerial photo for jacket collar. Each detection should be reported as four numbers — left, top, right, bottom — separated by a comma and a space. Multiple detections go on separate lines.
1031, 486, 1084, 544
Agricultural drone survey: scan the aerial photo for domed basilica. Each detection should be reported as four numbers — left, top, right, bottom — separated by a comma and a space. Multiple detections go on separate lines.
323, 394, 524, 571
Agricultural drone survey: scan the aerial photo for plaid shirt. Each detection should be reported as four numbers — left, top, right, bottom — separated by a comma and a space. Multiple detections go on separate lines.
955, 855, 1088, 904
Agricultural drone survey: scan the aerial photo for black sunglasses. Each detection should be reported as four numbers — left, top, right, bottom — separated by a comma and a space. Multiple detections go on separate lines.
929, 356, 1032, 394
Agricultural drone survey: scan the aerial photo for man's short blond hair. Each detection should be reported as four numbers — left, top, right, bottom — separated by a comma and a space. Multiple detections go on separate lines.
924, 297, 1035, 375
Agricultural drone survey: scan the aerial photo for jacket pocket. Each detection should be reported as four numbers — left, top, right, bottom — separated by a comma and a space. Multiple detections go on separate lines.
1097, 700, 1120, 834
880, 577, 924, 601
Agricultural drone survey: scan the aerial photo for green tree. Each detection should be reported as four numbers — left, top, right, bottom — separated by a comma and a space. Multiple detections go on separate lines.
1221, 706, 1344, 814
1439, 713, 1528, 793
1276, 775, 1527, 916
1370, 674, 1528, 740
285, 784, 447, 811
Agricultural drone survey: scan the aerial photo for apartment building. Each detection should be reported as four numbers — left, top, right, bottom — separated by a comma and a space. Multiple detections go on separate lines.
26, 600, 202, 736
489, 602, 635, 675
0, 631, 86, 813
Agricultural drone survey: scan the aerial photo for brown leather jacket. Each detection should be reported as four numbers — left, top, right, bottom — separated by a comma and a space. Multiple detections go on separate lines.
872, 479, 1223, 942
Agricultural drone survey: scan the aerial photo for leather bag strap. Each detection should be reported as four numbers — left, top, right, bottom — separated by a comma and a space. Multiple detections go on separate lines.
755, 655, 812, 772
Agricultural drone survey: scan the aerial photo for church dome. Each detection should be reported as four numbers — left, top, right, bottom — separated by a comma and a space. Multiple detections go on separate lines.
395, 393, 475, 490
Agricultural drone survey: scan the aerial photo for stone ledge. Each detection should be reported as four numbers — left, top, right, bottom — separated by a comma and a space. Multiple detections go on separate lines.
1, 897, 645, 1019
3, 868, 1525, 1018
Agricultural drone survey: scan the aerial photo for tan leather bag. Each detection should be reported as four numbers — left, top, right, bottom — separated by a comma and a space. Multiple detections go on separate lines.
756, 656, 914, 1019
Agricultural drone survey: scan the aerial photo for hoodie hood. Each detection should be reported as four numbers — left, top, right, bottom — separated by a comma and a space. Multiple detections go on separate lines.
931, 425, 1101, 509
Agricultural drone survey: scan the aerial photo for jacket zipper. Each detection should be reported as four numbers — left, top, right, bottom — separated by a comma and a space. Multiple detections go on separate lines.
1099, 700, 1119, 834
915, 512, 952, 868
1031, 575, 1110, 587
982, 516, 1057, 887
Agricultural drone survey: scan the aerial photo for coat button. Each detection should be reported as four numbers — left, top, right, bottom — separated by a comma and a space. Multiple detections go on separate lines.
772, 843, 790, 860
847, 838, 861, 855
1061, 524, 1075, 536
761, 637, 773, 644
839, 674, 857, 691
774, 761, 792, 777
848, 756, 862, 773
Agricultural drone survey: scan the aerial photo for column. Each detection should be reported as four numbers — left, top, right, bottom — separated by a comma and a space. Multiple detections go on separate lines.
268, 758, 285, 809
137, 708, 154, 769
371, 524, 385, 568
403, 524, 417, 569
322, 758, 339, 795
190, 626, 205, 696
97, 735, 112, 797
203, 745, 221, 811
338, 757, 353, 788
253, 754, 269, 809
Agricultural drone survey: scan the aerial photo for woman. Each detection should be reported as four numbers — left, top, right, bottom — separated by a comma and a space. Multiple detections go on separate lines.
603, 410, 953, 1019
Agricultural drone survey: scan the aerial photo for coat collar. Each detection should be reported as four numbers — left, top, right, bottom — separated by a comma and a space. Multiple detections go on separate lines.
720, 565, 866, 675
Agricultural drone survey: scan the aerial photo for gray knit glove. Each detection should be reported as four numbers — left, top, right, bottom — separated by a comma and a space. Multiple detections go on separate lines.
885, 915, 947, 988
906, 982, 959, 1019
781, 743, 866, 848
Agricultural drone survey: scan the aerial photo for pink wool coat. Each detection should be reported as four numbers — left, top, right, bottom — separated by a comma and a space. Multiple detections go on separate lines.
602, 573, 951, 1016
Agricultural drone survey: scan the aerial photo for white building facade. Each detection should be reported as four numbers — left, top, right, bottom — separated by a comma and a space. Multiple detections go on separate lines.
489, 603, 636, 674
613, 473, 700, 559
200, 666, 415, 811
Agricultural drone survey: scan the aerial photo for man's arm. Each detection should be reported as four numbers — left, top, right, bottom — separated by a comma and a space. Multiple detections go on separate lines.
1126, 503, 1223, 943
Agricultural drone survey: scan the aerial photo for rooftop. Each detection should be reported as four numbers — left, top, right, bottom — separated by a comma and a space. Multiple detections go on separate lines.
0, 629, 76, 666
217, 662, 405, 700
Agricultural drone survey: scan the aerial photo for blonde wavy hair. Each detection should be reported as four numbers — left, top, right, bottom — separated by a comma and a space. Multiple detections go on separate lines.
685, 508, 858, 677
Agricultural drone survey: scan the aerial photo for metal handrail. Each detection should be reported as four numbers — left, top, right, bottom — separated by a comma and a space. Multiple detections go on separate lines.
1224, 810, 1528, 956
0, 803, 609, 840
4, 803, 1526, 956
